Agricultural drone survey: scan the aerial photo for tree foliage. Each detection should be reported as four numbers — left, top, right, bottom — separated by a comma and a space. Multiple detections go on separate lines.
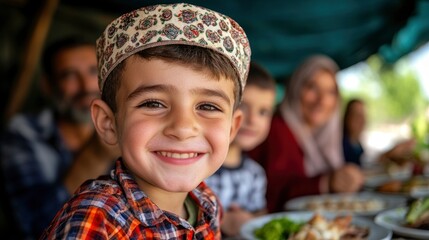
341, 54, 428, 127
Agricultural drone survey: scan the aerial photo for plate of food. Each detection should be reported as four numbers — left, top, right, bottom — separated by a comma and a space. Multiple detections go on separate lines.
284, 192, 406, 217
371, 176, 429, 198
362, 160, 414, 189
364, 172, 411, 190
375, 197, 429, 239
240, 211, 391, 240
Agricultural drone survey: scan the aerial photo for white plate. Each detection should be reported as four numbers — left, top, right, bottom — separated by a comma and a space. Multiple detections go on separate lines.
364, 173, 411, 189
375, 207, 429, 239
284, 192, 406, 216
365, 175, 429, 198
240, 211, 391, 240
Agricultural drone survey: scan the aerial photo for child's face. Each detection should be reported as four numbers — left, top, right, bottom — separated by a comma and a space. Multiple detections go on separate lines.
346, 101, 366, 136
235, 85, 275, 151
101, 56, 242, 193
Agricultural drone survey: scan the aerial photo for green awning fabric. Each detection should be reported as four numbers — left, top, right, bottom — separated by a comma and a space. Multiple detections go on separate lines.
70, 0, 429, 81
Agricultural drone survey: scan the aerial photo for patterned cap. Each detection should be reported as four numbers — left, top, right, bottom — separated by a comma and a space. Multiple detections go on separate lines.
96, 3, 251, 97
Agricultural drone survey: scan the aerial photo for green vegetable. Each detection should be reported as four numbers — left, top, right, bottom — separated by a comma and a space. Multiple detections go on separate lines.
411, 113, 429, 161
406, 197, 429, 224
254, 217, 303, 240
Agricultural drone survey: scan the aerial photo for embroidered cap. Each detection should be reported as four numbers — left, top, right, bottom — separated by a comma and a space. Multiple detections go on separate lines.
96, 3, 251, 97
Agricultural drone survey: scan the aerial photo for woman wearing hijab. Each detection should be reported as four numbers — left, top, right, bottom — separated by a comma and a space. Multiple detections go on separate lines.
249, 55, 364, 213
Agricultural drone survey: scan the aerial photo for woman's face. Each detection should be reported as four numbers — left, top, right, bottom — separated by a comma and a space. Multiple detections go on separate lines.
300, 69, 338, 130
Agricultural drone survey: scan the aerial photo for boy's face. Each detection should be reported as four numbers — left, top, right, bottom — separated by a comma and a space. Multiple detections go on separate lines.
97, 56, 242, 193
235, 85, 275, 151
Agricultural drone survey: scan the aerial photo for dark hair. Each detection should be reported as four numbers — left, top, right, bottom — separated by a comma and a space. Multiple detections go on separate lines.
102, 45, 240, 113
246, 62, 276, 92
42, 36, 94, 82
343, 98, 365, 134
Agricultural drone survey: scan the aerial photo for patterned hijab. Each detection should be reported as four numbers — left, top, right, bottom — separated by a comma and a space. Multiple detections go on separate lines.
279, 55, 344, 177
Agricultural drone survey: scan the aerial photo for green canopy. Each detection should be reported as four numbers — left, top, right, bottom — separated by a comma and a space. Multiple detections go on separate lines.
72, 0, 429, 81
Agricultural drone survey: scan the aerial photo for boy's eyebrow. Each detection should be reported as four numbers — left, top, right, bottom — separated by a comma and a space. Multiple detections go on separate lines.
126, 84, 231, 105
126, 84, 173, 101
191, 88, 231, 105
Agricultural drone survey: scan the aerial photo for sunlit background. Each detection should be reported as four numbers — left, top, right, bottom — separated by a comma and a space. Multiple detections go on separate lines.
338, 42, 429, 162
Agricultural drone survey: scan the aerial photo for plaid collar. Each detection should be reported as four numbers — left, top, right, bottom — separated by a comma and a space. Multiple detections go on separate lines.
112, 159, 218, 228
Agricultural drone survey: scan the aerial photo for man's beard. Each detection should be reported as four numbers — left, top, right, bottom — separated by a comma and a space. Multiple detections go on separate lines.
53, 92, 100, 124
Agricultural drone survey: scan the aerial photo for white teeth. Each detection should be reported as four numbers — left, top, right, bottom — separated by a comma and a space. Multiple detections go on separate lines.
158, 151, 198, 159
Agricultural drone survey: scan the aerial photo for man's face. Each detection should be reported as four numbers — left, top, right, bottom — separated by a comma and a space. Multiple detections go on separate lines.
112, 57, 241, 193
51, 45, 99, 123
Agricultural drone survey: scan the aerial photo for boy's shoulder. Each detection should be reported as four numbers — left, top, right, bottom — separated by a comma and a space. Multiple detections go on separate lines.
42, 176, 141, 238
65, 178, 220, 217
53, 175, 152, 229
60, 180, 220, 226
43, 178, 222, 238
66, 176, 126, 212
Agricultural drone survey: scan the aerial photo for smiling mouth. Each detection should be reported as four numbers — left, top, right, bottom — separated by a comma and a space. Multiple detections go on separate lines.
156, 151, 199, 159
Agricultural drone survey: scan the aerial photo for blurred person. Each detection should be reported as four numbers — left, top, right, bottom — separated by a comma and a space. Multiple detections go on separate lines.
0, 37, 118, 239
249, 55, 364, 213
205, 62, 276, 237
342, 98, 366, 166
342, 98, 416, 166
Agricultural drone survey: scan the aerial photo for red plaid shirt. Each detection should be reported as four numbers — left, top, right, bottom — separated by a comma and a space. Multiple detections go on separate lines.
40, 160, 222, 239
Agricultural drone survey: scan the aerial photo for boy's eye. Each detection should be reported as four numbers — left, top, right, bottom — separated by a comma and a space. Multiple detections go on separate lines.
259, 108, 272, 117
197, 103, 221, 111
137, 100, 165, 108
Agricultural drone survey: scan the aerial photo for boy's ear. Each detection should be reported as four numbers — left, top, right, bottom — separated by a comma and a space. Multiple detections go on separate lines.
91, 99, 118, 145
229, 109, 243, 143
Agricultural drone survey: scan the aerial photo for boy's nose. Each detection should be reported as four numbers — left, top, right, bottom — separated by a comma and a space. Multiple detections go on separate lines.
246, 109, 256, 124
163, 112, 199, 140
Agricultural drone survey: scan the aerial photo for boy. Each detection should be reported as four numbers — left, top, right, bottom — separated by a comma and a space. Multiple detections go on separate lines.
205, 62, 276, 237
41, 3, 250, 239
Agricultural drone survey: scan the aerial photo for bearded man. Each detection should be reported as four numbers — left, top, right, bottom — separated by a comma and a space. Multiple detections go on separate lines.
0, 37, 118, 239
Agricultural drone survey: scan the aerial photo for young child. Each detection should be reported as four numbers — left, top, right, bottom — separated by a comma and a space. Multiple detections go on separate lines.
40, 3, 250, 239
205, 62, 276, 237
